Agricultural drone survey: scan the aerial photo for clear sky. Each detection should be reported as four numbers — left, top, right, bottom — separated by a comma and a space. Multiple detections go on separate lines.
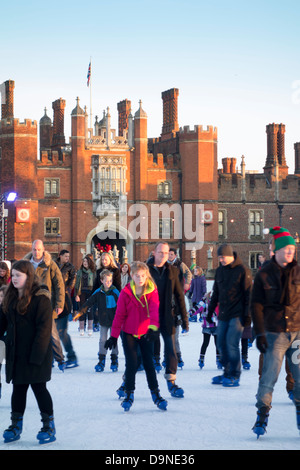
1, 0, 300, 172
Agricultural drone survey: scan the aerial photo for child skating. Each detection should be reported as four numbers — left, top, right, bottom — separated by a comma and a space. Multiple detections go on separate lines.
105, 261, 168, 412
74, 270, 119, 371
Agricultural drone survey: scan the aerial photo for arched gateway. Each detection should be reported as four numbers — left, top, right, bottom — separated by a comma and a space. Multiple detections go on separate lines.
85, 223, 134, 264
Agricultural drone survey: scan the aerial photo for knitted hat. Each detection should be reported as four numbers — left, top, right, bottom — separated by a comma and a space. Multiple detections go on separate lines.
263, 226, 295, 251
217, 244, 234, 257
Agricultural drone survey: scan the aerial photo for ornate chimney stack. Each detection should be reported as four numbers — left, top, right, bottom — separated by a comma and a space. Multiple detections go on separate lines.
1, 80, 15, 119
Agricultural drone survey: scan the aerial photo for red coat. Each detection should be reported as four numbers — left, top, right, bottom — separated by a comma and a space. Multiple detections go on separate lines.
111, 281, 159, 339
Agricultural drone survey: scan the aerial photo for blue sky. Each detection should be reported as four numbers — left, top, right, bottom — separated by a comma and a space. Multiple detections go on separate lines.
1, 0, 300, 172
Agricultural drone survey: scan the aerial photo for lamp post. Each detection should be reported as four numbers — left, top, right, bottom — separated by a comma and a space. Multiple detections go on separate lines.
277, 204, 284, 226
0, 192, 17, 260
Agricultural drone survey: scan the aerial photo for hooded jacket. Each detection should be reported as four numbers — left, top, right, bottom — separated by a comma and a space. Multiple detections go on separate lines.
24, 251, 65, 318
208, 252, 252, 325
0, 286, 53, 384
79, 284, 119, 327
111, 280, 159, 339
251, 257, 300, 335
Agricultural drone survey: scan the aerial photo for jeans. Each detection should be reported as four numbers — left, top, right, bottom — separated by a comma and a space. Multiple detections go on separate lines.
56, 315, 77, 362
99, 326, 118, 357
51, 318, 65, 363
122, 332, 158, 391
256, 331, 300, 409
160, 329, 178, 381
217, 317, 244, 379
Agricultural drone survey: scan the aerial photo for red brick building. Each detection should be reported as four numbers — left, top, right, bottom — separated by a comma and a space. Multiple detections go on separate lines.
0, 79, 299, 273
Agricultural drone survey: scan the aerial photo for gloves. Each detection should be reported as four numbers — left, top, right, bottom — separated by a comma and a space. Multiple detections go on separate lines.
206, 311, 213, 324
104, 336, 118, 350
144, 328, 159, 342
240, 315, 251, 328
73, 312, 82, 321
256, 335, 268, 354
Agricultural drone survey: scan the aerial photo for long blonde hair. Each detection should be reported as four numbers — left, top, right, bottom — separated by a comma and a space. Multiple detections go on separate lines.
130, 261, 156, 292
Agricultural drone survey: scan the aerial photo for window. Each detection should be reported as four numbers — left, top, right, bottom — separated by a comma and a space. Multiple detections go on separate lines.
159, 218, 173, 239
158, 181, 172, 198
45, 178, 59, 197
249, 252, 263, 270
45, 218, 60, 235
249, 210, 263, 237
218, 210, 227, 238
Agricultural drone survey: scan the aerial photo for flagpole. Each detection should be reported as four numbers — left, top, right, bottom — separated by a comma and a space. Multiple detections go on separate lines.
89, 57, 92, 129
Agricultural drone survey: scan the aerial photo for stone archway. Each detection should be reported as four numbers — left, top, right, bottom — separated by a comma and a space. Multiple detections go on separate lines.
85, 222, 134, 263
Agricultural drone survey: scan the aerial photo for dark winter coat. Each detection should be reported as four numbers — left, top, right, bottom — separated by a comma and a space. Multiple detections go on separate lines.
24, 251, 65, 319
147, 260, 188, 335
0, 286, 53, 384
80, 285, 119, 327
251, 257, 300, 336
189, 275, 207, 304
208, 252, 252, 326
56, 259, 76, 317
93, 266, 121, 293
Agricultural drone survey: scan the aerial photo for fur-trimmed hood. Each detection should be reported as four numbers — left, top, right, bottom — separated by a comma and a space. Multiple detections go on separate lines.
24, 250, 52, 267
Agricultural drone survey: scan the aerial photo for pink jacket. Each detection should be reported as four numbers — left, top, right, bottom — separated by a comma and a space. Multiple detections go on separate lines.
111, 280, 160, 339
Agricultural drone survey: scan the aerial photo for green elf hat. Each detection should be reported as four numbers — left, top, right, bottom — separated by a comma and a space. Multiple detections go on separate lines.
263, 226, 296, 251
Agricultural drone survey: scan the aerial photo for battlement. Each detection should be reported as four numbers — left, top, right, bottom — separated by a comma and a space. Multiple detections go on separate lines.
179, 125, 217, 140
147, 152, 180, 169
0, 118, 37, 130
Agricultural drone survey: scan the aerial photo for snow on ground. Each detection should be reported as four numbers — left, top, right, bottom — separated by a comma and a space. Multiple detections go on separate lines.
0, 318, 299, 452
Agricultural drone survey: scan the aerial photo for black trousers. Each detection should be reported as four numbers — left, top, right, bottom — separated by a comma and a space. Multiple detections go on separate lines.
11, 382, 53, 416
122, 332, 158, 392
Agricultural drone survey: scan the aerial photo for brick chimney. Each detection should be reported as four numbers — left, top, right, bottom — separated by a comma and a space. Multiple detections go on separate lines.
117, 99, 131, 136
161, 88, 179, 137
1, 80, 15, 119
52, 98, 66, 147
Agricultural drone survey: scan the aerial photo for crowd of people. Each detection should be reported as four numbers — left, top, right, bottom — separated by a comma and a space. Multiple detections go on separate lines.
0, 227, 300, 444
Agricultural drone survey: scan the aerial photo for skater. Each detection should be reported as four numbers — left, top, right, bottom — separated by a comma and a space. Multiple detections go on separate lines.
93, 252, 121, 293
147, 242, 189, 398
257, 238, 295, 399
74, 270, 119, 372
0, 260, 56, 444
25, 239, 66, 371
56, 250, 78, 368
189, 266, 207, 307
251, 226, 300, 438
0, 261, 11, 287
74, 256, 96, 336
0, 285, 7, 399
105, 261, 167, 412
120, 263, 131, 290
207, 244, 252, 387
197, 293, 221, 369
241, 326, 252, 370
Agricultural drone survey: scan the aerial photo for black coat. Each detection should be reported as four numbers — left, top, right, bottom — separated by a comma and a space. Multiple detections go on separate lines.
208, 253, 252, 325
0, 286, 53, 384
147, 261, 188, 335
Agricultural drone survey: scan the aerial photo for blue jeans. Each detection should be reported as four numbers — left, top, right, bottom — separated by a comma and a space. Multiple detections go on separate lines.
256, 331, 300, 409
217, 317, 244, 379
55, 316, 77, 362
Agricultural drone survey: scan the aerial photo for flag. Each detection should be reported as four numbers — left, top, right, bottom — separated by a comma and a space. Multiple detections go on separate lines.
87, 61, 91, 87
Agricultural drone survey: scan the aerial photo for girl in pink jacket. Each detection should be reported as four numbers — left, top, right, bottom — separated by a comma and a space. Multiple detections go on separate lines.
105, 261, 168, 412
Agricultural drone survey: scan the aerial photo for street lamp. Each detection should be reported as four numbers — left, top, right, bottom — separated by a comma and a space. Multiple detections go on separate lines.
277, 204, 284, 226
0, 191, 17, 260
